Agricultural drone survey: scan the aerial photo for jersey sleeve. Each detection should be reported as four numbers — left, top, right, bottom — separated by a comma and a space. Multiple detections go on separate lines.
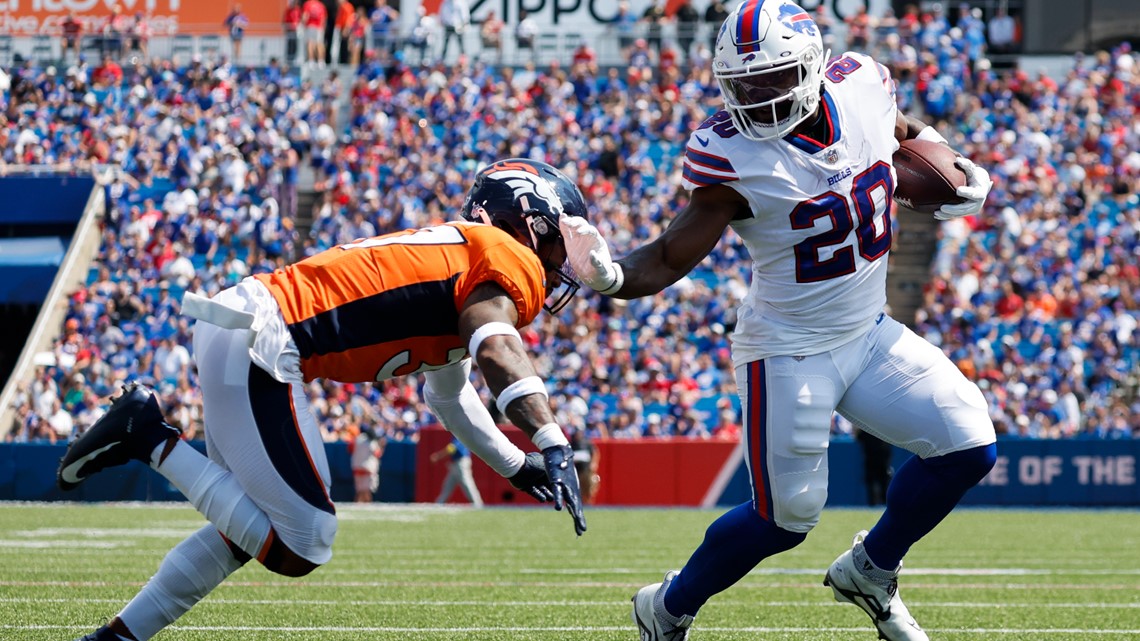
832, 51, 898, 122
454, 226, 546, 329
681, 113, 740, 191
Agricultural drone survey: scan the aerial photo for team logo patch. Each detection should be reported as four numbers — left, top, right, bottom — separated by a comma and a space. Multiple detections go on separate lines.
778, 4, 817, 36
485, 162, 564, 216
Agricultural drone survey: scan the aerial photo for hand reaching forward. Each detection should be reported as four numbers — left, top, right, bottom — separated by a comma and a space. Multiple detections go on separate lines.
559, 216, 623, 295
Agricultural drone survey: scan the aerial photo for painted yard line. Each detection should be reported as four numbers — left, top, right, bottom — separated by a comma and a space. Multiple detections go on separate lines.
6, 552, 1135, 577
7, 624, 1140, 635
516, 567, 1140, 576
4, 596, 1140, 609
3, 579, 1139, 590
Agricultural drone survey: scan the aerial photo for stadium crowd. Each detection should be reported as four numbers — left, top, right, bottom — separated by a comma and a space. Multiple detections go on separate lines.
2, 3, 1137, 447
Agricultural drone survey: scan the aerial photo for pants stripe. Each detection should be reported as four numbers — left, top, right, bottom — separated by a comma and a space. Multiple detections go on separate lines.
247, 364, 335, 515
748, 360, 774, 520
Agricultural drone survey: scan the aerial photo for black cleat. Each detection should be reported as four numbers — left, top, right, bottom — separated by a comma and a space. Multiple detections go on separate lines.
57, 383, 181, 491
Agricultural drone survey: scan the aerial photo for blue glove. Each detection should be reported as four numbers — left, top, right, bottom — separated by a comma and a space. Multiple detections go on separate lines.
542, 444, 587, 536
508, 452, 556, 503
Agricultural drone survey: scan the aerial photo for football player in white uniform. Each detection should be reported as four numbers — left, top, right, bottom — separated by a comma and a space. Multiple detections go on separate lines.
561, 2, 997, 640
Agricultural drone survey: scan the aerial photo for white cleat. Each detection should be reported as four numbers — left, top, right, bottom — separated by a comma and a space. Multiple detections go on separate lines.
631, 571, 693, 641
824, 531, 929, 641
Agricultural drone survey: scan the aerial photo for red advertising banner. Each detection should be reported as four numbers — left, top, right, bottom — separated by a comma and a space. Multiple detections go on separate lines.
0, 0, 287, 37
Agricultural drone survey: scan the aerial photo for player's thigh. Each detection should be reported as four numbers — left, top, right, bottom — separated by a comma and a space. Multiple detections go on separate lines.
736, 356, 843, 533
838, 316, 995, 458
195, 322, 338, 564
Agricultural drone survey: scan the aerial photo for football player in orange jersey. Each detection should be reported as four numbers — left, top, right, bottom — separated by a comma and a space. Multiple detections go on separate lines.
57, 159, 588, 641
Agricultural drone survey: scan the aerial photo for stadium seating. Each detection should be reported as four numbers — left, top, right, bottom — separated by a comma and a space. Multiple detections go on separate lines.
1, 8, 1137, 447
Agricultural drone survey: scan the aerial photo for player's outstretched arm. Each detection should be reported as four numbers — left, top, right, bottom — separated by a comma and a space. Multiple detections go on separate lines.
458, 282, 587, 535
422, 362, 554, 503
561, 183, 745, 299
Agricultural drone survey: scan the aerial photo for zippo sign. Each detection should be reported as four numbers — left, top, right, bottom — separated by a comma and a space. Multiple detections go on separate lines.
0, 0, 286, 36
411, 0, 691, 27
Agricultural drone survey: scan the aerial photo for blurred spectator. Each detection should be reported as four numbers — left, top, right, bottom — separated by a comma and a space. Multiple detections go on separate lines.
641, 0, 666, 55
334, 0, 355, 64
987, 6, 1018, 54
407, 6, 437, 65
515, 10, 538, 63
283, 0, 303, 64
704, 0, 729, 52
674, 0, 699, 62
92, 54, 123, 88
225, 4, 250, 62
479, 10, 504, 64
369, 0, 399, 55
571, 429, 600, 504
346, 6, 368, 67
846, 5, 872, 50
103, 3, 128, 58
814, 5, 837, 52
129, 12, 151, 59
351, 426, 384, 502
301, 0, 328, 67
439, 0, 471, 62
61, 11, 83, 61
614, 2, 639, 54
712, 407, 741, 441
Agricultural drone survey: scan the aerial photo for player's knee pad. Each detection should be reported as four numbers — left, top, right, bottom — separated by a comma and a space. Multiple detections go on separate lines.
778, 487, 828, 533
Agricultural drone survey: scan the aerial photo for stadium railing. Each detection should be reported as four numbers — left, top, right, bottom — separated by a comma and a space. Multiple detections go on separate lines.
0, 166, 106, 442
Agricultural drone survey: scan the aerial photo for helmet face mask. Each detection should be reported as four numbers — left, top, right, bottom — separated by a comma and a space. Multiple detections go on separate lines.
713, 1, 828, 141
461, 159, 586, 314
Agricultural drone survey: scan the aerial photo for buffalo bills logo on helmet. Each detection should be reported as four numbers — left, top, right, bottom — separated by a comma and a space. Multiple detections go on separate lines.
778, 3, 817, 36
742, 53, 757, 63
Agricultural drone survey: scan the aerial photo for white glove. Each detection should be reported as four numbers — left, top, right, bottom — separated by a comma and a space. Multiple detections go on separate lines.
559, 216, 624, 295
934, 156, 993, 220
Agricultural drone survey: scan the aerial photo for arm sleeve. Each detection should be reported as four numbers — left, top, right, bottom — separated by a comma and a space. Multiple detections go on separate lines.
423, 362, 526, 478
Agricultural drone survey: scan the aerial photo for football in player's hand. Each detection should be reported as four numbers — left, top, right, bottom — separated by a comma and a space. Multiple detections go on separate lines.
892, 139, 968, 215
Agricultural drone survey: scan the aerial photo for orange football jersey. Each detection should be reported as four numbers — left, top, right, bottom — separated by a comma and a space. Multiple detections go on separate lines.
254, 222, 547, 383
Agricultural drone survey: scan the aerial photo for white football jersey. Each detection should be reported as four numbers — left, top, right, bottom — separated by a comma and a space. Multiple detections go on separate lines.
681, 52, 900, 364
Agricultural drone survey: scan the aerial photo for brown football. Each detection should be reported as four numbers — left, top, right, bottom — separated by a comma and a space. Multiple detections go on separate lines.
892, 138, 967, 214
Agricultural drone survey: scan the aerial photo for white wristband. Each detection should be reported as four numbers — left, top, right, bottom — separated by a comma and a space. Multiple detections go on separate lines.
916, 126, 948, 145
468, 321, 520, 359
495, 376, 548, 415
532, 423, 569, 450
599, 262, 624, 295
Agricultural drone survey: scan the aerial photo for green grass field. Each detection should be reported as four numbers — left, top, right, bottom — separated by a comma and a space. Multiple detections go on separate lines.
1, 503, 1138, 640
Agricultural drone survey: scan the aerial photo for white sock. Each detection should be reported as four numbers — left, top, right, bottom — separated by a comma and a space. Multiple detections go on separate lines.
152, 440, 272, 558
117, 526, 244, 640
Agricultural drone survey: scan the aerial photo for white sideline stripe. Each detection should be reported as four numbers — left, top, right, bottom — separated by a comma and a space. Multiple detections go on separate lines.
4, 596, 1140, 609
700, 440, 744, 508
4, 579, 1139, 590
514, 567, 1140, 576
0, 539, 125, 548
8, 624, 1140, 635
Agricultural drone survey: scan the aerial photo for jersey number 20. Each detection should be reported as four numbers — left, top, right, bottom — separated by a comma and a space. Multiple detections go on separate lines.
790, 161, 893, 282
